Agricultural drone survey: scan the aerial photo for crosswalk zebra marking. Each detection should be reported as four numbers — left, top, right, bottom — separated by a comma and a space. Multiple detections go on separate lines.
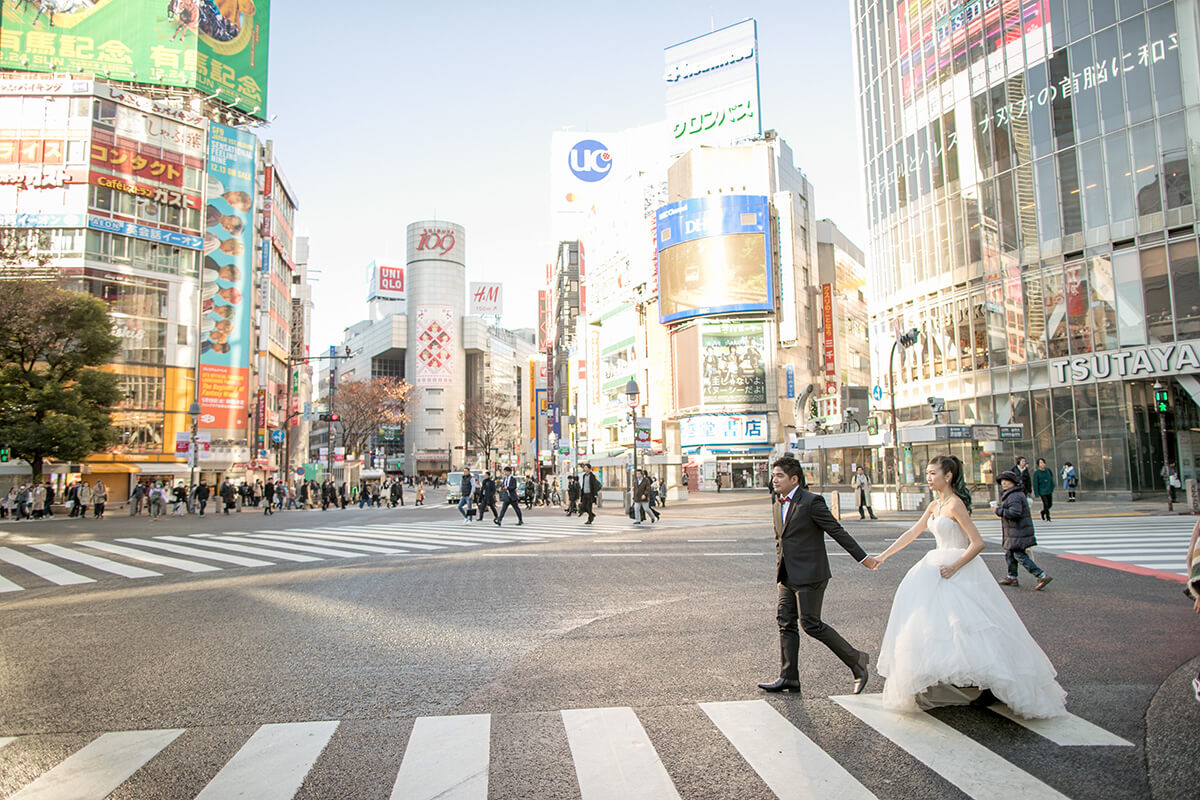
8, 728, 184, 800
115, 537, 273, 568
231, 534, 370, 558
0, 574, 23, 592
77, 541, 222, 573
561, 706, 681, 800
325, 527, 499, 546
832, 694, 1070, 799
266, 530, 418, 553
29, 543, 162, 578
988, 705, 1134, 747
700, 700, 876, 799
0, 735, 15, 750
155, 536, 322, 563
0, 546, 94, 586
193, 721, 339, 800
390, 714, 490, 800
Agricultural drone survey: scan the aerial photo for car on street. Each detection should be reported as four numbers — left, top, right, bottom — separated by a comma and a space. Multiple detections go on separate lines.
445, 471, 464, 503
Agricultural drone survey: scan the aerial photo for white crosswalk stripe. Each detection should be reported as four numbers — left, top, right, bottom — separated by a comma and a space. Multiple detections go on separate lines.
0, 515, 728, 594
973, 515, 1196, 576
0, 697, 1128, 799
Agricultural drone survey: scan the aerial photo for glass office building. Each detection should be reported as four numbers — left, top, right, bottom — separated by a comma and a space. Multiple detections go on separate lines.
852, 0, 1200, 496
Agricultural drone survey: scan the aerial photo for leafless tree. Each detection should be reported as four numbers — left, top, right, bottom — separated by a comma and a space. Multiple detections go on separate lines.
460, 389, 518, 471
326, 376, 413, 459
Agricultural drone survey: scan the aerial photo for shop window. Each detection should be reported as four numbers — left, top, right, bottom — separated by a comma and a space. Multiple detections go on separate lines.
1065, 260, 1092, 353
91, 185, 112, 211
1088, 255, 1119, 350
1168, 239, 1200, 339
1044, 265, 1070, 357
1104, 130, 1135, 223
1113, 248, 1147, 345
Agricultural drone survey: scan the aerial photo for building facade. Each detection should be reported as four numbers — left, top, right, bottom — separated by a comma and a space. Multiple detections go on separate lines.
852, 0, 1200, 496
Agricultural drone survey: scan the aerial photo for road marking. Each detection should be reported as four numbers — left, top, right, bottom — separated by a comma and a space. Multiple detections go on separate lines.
701, 700, 876, 799
989, 706, 1134, 747
0, 574, 22, 592
77, 541, 222, 573
602, 539, 643, 543
832, 694, 1069, 799
0, 546, 94, 586
689, 538, 736, 542
704, 552, 767, 557
0, 735, 15, 750
9, 728, 184, 800
233, 535, 370, 558
116, 538, 272, 568
194, 721, 339, 800
267, 531, 416, 553
561, 706, 681, 800
390, 714, 490, 800
589, 553, 651, 557
479, 553, 540, 557
160, 536, 321, 563
29, 543, 162, 578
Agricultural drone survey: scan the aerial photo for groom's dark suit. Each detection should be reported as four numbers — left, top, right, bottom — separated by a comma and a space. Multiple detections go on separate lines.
772, 487, 869, 684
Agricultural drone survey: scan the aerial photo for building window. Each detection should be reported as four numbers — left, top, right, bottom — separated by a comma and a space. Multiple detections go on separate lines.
1112, 248, 1147, 345
1169, 239, 1200, 340
177, 324, 189, 346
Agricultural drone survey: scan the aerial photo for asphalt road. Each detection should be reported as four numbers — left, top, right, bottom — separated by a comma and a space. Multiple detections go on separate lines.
0, 493, 1195, 799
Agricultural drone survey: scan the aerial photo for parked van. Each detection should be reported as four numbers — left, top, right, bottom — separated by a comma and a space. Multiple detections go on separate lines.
445, 471, 465, 503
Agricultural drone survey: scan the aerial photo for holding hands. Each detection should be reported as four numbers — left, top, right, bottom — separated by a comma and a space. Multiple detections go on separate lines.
861, 555, 881, 570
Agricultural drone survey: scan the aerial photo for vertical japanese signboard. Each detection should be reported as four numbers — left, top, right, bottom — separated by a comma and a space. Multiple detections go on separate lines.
414, 305, 454, 387
822, 283, 836, 377
199, 121, 256, 430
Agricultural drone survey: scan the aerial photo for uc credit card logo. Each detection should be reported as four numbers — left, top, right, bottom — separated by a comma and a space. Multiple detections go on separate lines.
568, 139, 612, 182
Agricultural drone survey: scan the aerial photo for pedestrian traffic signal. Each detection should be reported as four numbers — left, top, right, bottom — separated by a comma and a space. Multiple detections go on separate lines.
1154, 387, 1170, 413
0, 444, 8, 463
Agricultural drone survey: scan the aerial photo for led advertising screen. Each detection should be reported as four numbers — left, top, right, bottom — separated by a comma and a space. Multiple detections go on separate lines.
656, 194, 772, 324
0, 0, 269, 118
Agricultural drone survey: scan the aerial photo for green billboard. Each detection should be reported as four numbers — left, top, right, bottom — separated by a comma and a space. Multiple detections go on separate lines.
0, 0, 269, 118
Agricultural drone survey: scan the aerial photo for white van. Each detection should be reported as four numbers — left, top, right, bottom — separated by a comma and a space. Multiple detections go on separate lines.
445, 471, 465, 503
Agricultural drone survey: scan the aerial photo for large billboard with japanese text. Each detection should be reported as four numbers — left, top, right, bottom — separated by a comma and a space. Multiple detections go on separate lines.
701, 320, 767, 405
656, 194, 772, 323
0, 0, 269, 118
664, 18, 761, 152
198, 121, 256, 431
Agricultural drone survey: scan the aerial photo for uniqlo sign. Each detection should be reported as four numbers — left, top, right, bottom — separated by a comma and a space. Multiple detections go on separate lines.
369, 262, 406, 301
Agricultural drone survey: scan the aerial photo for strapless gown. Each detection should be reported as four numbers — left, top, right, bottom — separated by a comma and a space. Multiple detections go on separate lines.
877, 514, 1067, 718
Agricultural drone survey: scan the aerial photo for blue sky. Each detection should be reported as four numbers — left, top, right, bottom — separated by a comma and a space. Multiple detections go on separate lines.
266, 2, 864, 351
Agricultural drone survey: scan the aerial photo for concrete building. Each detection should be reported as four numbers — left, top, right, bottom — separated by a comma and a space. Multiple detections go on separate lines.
814, 219, 872, 425
851, 0, 1200, 498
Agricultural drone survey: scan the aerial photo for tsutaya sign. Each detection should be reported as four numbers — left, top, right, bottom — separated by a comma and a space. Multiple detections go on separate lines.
1051, 341, 1200, 385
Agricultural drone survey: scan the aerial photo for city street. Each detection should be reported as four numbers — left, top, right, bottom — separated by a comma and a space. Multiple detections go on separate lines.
0, 492, 1194, 799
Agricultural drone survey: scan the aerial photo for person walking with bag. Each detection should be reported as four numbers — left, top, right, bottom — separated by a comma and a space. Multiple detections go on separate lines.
579, 463, 599, 525
1033, 458, 1055, 521
1061, 462, 1078, 502
496, 466, 523, 526
632, 469, 655, 525
92, 480, 107, 518
854, 466, 877, 520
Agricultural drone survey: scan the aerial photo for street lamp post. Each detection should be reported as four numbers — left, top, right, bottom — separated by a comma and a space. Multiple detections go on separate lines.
187, 400, 201, 496
1154, 380, 1173, 511
625, 378, 640, 502
889, 329, 920, 512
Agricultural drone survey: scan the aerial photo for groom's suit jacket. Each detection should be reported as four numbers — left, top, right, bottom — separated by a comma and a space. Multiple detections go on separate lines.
773, 489, 868, 586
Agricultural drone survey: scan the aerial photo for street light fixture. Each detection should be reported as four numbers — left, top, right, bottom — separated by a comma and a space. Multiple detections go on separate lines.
889, 328, 920, 512
625, 379, 640, 502
187, 400, 201, 496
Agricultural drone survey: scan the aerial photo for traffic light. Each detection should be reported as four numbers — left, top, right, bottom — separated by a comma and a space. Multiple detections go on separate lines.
1154, 387, 1170, 413
0, 444, 9, 463
330, 413, 339, 422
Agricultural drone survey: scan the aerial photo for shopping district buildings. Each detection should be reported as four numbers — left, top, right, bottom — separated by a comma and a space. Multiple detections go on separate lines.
5, 3, 1200, 503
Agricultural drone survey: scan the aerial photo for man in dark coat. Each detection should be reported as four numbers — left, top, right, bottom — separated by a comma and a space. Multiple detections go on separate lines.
263, 479, 274, 515
758, 455, 878, 696
496, 466, 524, 526
566, 475, 580, 516
477, 471, 498, 522
1013, 457, 1033, 496
220, 479, 236, 515
579, 463, 600, 524
995, 470, 1052, 590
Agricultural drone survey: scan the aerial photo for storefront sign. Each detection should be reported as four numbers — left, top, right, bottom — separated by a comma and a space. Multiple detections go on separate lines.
1050, 340, 1200, 386
679, 413, 769, 447
86, 215, 202, 249
821, 283, 835, 376
469, 282, 502, 315
89, 171, 200, 209
665, 18, 761, 151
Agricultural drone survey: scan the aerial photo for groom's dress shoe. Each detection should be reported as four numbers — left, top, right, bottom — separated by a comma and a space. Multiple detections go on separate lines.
757, 678, 802, 694
851, 651, 870, 695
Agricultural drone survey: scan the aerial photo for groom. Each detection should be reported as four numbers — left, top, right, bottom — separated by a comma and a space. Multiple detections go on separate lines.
759, 455, 878, 696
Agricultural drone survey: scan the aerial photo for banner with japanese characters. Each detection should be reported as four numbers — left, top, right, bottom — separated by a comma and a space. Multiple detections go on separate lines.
415, 305, 455, 387
198, 121, 256, 431
700, 320, 767, 405
0, 0, 269, 119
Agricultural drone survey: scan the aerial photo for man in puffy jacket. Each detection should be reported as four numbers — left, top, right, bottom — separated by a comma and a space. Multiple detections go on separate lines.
994, 470, 1052, 591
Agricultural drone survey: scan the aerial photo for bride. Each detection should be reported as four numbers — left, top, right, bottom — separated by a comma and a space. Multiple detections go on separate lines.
873, 455, 1066, 719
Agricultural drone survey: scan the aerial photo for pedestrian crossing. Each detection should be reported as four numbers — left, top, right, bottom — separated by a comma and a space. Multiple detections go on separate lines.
0, 516, 724, 595
973, 515, 1197, 577
0, 696, 1131, 799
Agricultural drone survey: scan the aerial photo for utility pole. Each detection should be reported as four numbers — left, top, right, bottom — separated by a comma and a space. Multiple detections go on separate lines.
889, 329, 920, 512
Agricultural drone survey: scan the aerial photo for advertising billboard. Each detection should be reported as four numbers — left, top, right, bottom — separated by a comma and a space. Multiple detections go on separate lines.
679, 413, 769, 447
701, 320, 767, 405
198, 121, 256, 430
656, 194, 772, 324
664, 18, 761, 152
367, 261, 406, 301
414, 305, 454, 387
0, 0, 269, 118
469, 282, 502, 316
821, 283, 836, 377
406, 221, 465, 267
549, 131, 626, 240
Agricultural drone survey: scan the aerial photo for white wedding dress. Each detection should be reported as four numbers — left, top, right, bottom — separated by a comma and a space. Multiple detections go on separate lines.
877, 513, 1067, 718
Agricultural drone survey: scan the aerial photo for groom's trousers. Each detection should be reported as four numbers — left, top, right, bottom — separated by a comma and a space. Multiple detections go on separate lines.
776, 581, 860, 681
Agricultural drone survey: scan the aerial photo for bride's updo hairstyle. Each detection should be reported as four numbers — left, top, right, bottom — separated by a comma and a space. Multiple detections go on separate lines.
929, 454, 972, 514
